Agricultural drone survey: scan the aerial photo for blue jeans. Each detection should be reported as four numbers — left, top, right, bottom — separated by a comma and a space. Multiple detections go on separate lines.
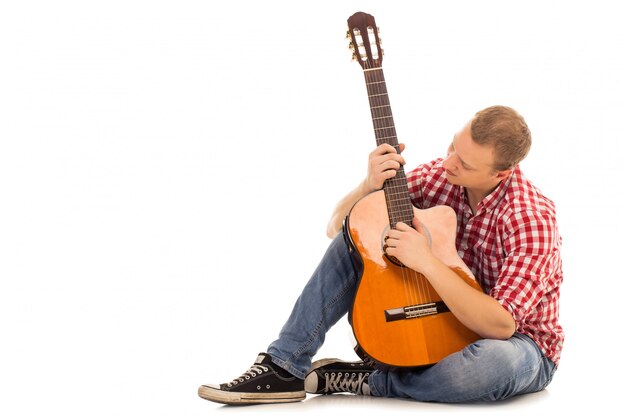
267, 235, 556, 402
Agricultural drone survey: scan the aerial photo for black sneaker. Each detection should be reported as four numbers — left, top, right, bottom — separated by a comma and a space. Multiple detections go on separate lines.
304, 358, 373, 396
197, 353, 305, 405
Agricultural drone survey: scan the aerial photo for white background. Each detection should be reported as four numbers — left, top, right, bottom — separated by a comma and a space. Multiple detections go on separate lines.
1, 1, 623, 416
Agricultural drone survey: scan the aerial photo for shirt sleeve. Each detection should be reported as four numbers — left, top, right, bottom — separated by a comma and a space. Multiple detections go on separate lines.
406, 165, 425, 209
490, 209, 563, 325
407, 158, 444, 209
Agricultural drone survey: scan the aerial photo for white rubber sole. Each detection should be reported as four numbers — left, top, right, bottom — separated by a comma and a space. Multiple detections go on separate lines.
198, 384, 306, 405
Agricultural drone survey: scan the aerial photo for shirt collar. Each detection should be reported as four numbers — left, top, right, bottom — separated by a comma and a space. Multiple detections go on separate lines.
463, 165, 520, 214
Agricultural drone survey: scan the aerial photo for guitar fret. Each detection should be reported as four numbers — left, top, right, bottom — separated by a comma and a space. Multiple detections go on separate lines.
386, 194, 411, 200
371, 107, 391, 112
388, 205, 411, 209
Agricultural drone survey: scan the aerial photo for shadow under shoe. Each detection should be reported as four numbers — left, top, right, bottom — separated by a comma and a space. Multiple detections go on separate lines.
198, 353, 305, 405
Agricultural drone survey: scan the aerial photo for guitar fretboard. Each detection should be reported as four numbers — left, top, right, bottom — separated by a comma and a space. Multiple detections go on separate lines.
364, 68, 414, 228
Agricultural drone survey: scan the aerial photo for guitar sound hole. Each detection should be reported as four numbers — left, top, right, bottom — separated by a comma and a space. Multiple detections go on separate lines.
384, 253, 406, 267
380, 222, 432, 268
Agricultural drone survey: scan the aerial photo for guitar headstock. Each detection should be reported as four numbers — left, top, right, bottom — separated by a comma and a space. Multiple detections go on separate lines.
347, 12, 383, 69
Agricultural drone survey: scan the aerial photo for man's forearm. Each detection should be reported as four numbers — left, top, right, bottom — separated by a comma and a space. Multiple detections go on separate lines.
326, 180, 371, 238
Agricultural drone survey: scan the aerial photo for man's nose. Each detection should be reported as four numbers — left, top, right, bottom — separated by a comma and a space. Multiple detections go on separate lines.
443, 152, 457, 169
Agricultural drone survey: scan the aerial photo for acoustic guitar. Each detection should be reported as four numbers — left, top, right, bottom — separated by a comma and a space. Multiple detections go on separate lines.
344, 11, 482, 369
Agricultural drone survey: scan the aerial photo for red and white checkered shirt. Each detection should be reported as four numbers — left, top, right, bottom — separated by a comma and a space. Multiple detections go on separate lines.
406, 158, 564, 365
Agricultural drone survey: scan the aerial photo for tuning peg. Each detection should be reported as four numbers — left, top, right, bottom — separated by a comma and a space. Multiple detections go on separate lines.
345, 30, 351, 39
348, 42, 354, 50
351, 52, 358, 61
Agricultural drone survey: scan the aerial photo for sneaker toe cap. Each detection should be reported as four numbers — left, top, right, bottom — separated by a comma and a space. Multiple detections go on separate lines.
197, 384, 220, 397
304, 371, 321, 394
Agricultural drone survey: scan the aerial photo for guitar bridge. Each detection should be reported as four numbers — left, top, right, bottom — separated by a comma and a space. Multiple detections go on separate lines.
385, 301, 450, 322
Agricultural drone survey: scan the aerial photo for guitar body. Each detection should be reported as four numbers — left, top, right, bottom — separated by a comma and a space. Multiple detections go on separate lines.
346, 191, 481, 368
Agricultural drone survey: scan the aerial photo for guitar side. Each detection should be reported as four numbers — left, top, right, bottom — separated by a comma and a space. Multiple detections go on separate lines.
345, 191, 482, 368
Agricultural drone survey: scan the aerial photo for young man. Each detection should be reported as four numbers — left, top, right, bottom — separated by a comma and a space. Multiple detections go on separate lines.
198, 105, 564, 404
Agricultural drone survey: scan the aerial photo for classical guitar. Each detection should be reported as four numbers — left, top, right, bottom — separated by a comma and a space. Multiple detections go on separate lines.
344, 12, 482, 369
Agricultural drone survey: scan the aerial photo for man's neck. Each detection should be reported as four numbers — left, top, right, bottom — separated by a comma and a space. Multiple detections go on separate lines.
465, 183, 500, 214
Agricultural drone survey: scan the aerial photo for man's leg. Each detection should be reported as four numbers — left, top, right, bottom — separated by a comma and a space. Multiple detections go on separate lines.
198, 234, 359, 404
368, 333, 556, 402
267, 234, 359, 379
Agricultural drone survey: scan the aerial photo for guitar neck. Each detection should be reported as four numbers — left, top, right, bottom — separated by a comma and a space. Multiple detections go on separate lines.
364, 69, 399, 148
363, 67, 414, 228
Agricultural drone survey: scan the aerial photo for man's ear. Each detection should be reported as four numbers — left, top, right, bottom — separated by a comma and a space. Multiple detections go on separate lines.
496, 169, 513, 181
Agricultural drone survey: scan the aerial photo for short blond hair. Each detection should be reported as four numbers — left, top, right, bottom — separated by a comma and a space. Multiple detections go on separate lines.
471, 106, 532, 171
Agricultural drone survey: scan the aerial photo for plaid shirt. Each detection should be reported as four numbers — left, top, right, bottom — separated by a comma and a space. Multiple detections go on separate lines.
406, 158, 564, 365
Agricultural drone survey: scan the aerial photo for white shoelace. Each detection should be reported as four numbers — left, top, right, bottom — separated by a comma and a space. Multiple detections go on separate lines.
226, 364, 268, 387
323, 371, 370, 395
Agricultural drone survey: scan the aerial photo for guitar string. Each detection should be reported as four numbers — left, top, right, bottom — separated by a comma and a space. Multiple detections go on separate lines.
370, 66, 419, 306
366, 61, 436, 309
365, 64, 419, 308
372, 66, 419, 306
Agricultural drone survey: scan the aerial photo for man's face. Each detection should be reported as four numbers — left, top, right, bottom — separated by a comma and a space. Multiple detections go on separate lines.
442, 121, 504, 192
